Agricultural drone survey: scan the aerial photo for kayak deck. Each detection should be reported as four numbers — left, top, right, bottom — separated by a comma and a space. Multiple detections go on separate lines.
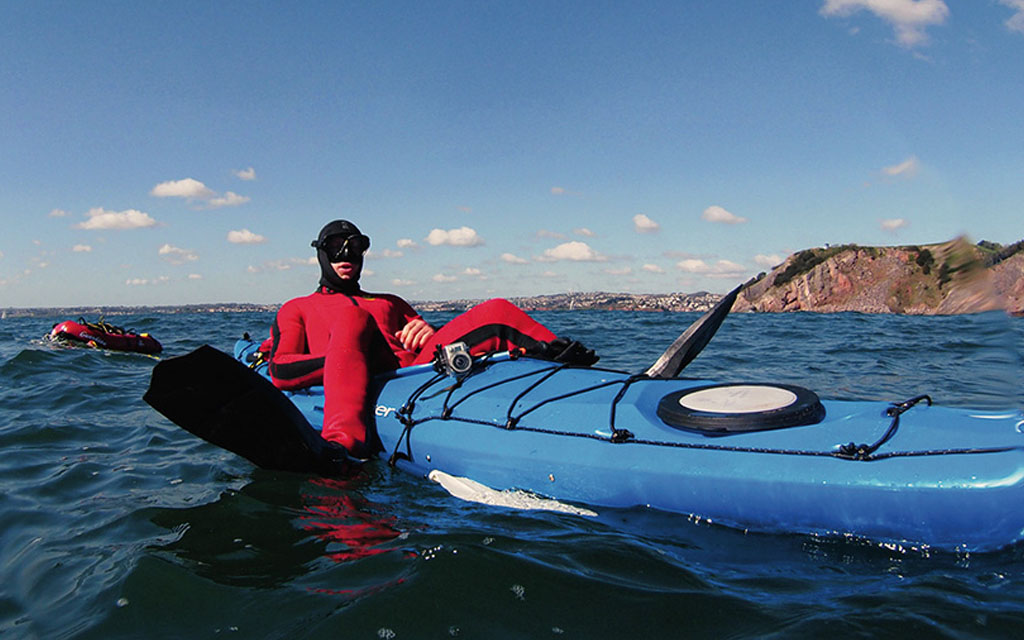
237, 341, 1024, 551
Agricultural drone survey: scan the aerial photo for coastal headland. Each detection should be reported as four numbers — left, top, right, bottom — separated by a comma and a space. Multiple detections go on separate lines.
734, 237, 1023, 316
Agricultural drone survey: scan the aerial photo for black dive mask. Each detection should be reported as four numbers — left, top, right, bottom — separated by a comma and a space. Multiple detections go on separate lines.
311, 233, 370, 263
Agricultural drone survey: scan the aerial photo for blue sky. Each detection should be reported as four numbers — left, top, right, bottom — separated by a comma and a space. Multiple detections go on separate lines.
2, 0, 1022, 308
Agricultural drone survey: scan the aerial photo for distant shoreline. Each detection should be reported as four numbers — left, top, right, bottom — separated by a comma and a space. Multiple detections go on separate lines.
1, 303, 281, 319
4, 287, 1021, 319
1, 291, 721, 318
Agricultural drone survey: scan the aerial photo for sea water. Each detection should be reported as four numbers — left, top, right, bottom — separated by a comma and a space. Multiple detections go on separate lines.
1, 310, 1023, 638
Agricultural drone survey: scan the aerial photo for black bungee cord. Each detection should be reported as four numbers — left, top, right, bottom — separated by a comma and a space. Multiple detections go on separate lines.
836, 394, 932, 460
386, 357, 1022, 465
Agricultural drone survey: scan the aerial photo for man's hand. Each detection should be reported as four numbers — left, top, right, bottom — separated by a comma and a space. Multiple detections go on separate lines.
396, 318, 435, 352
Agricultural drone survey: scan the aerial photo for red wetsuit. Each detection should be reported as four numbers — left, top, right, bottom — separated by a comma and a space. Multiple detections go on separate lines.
268, 288, 557, 456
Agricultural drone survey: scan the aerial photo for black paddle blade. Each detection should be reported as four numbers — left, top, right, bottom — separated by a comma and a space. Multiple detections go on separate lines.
644, 285, 741, 378
144, 345, 353, 476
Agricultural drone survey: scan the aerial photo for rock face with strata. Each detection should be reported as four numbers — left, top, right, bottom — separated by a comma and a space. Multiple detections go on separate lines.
990, 252, 1024, 315
734, 238, 1023, 315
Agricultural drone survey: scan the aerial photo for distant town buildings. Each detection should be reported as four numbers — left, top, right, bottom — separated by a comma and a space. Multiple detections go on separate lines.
415, 291, 721, 313
1, 292, 722, 318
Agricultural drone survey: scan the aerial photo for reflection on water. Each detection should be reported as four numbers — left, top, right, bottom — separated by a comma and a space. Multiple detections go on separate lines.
150, 472, 415, 588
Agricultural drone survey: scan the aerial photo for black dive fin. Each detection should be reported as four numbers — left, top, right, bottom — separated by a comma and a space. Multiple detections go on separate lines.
644, 285, 741, 378
143, 345, 353, 475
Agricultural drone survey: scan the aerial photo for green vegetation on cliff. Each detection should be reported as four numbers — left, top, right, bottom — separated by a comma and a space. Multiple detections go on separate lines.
772, 244, 860, 288
979, 239, 1024, 267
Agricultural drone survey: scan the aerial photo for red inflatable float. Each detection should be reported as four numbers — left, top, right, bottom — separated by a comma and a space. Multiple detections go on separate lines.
48, 318, 162, 355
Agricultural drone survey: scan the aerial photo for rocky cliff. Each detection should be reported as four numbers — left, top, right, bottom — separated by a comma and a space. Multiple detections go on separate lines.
734, 237, 1024, 315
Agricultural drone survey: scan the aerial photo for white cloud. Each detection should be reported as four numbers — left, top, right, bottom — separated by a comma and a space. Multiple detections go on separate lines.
677, 258, 710, 273
1001, 0, 1024, 33
234, 167, 256, 181
501, 252, 528, 264
604, 267, 633, 275
72, 244, 92, 253
881, 155, 920, 178
126, 276, 170, 286
159, 243, 199, 264
369, 249, 403, 259
709, 260, 747, 278
397, 238, 418, 249
754, 254, 783, 268
642, 263, 665, 273
550, 187, 566, 195
227, 229, 267, 244
188, 273, 203, 280
432, 273, 457, 283
702, 206, 748, 225
633, 213, 660, 234
76, 207, 158, 230
425, 226, 484, 247
676, 258, 747, 278
207, 191, 251, 208
574, 228, 594, 237
819, 0, 949, 48
536, 229, 566, 239
246, 257, 314, 273
391, 278, 415, 287
881, 218, 909, 231
463, 267, 483, 276
540, 241, 607, 262
49, 208, 69, 218
151, 177, 249, 209
151, 178, 215, 199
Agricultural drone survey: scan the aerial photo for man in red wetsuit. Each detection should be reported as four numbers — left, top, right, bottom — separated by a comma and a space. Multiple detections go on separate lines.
267, 220, 596, 459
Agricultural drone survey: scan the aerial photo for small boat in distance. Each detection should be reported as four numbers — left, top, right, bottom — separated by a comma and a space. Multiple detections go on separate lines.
48, 317, 162, 355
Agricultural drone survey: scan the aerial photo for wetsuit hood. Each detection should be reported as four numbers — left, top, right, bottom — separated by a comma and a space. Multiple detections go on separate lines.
315, 219, 364, 294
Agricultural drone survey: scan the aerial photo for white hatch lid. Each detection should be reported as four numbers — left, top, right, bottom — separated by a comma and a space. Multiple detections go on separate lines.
678, 385, 798, 414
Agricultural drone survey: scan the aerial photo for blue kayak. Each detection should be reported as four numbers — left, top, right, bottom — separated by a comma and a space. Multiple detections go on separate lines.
231, 339, 1024, 552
